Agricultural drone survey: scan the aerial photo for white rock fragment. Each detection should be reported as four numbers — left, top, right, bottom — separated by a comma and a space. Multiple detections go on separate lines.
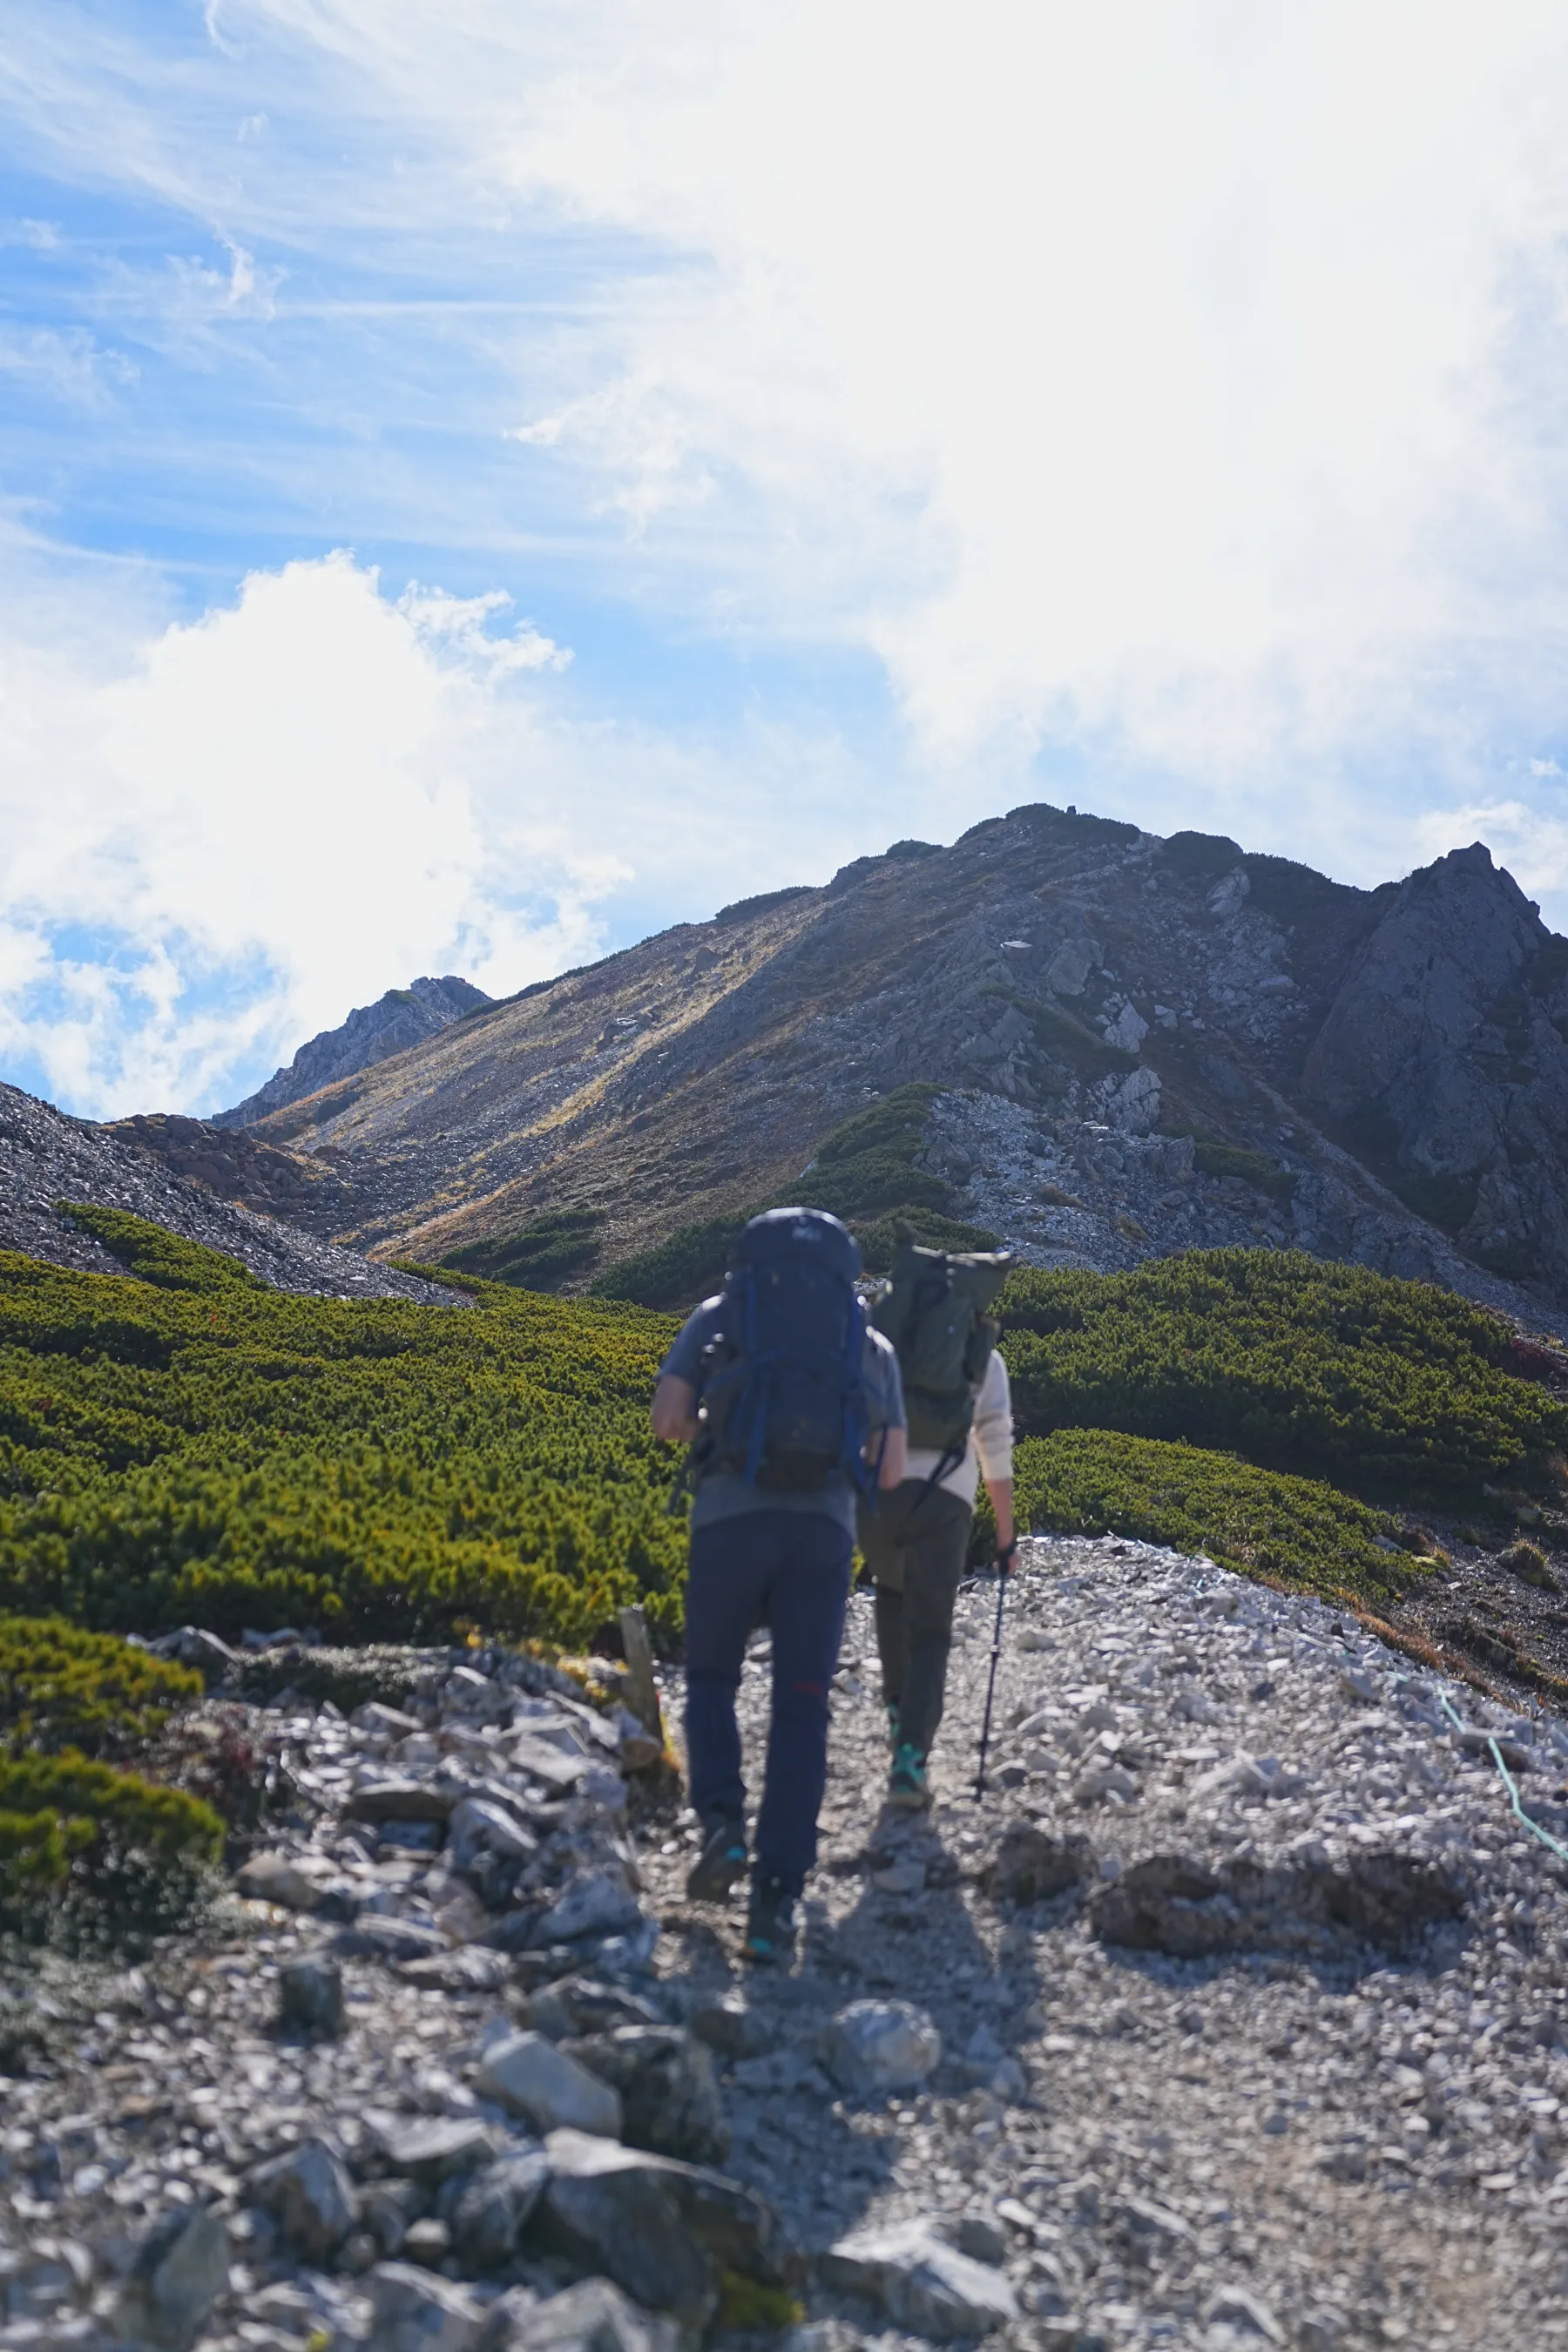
824, 2000, 943, 2095
476, 2031, 624, 2137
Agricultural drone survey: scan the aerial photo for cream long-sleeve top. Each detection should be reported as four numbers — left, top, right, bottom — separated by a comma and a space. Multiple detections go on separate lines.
902, 1348, 1013, 1509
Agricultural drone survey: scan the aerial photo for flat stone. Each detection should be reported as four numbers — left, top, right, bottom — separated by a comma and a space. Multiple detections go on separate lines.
476, 2031, 624, 2137
355, 1702, 425, 1737
333, 1915, 449, 1963
116, 2206, 231, 2350
400, 1946, 510, 1994
248, 2136, 357, 2261
345, 1779, 459, 1825
512, 1735, 594, 1791
821, 2219, 1017, 2339
366, 2261, 482, 2351
823, 1999, 943, 2096
371, 2115, 500, 2185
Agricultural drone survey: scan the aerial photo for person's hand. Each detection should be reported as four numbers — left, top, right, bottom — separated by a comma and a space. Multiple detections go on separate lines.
995, 1536, 1018, 1571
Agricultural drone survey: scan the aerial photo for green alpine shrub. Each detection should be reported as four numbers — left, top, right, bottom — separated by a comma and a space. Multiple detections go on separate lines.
0, 1615, 200, 1758
0, 1228, 685, 1651
0, 1753, 223, 1940
1009, 1428, 1410, 1604
998, 1249, 1565, 1497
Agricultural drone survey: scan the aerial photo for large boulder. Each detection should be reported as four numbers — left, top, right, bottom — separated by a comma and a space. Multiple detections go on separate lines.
563, 2027, 729, 2164
536, 2126, 795, 2329
821, 2218, 1018, 2339
450, 2150, 552, 2269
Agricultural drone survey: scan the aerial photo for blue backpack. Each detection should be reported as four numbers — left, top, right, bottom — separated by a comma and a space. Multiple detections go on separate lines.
696, 1208, 875, 1492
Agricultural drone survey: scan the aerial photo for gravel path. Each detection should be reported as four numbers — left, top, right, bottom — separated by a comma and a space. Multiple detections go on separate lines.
639, 1536, 1568, 2352
6, 1539, 1568, 2350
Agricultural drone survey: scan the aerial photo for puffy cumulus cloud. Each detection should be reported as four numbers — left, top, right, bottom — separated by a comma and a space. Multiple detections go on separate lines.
0, 546, 889, 1119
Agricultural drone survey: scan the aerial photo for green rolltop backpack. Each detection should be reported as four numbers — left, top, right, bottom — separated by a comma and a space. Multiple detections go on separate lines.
870, 1224, 1015, 1464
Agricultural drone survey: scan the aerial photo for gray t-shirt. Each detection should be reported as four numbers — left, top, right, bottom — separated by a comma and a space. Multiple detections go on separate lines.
660, 1294, 906, 1536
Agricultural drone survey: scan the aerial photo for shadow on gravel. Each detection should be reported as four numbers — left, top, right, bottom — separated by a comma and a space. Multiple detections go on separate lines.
740, 1808, 1049, 2245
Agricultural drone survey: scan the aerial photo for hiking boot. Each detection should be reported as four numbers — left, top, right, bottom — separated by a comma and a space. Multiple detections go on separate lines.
888, 1742, 931, 1810
744, 1874, 798, 1966
686, 1812, 748, 1903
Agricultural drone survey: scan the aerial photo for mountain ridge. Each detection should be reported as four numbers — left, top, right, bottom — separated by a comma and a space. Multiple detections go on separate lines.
211, 971, 490, 1128
191, 801, 1568, 1326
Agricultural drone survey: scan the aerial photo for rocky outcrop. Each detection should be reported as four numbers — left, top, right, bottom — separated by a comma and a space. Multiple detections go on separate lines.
212, 975, 490, 1129
1301, 843, 1568, 1292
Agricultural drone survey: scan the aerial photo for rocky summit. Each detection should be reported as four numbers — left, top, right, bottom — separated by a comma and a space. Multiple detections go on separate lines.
139, 808, 1568, 1321
6, 1541, 1568, 2349
212, 977, 491, 1132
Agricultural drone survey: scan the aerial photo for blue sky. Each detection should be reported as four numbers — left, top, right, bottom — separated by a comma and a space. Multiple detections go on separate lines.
7, 2, 1568, 1118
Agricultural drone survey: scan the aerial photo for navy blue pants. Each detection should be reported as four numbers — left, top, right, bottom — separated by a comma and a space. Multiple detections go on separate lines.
684, 1510, 853, 1897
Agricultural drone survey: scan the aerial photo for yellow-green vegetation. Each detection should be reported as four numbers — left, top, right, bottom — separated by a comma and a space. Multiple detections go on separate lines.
999, 1249, 1564, 1497
1005, 1428, 1412, 1605
588, 1085, 997, 1308
0, 1614, 200, 1756
0, 1753, 223, 1940
2, 1213, 685, 1651
443, 1207, 606, 1289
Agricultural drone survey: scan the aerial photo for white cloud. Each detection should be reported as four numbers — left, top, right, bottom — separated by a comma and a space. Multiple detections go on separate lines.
1414, 800, 1568, 909
0, 326, 135, 409
182, 0, 1568, 783
0, 549, 885, 1118
14, 2, 1568, 1115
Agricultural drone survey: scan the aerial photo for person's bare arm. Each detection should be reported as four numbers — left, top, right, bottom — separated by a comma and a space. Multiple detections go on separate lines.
651, 1375, 700, 1446
985, 1475, 1015, 1552
878, 1426, 908, 1489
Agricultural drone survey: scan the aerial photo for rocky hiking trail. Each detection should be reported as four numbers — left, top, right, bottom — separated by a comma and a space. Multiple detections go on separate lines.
6, 1543, 1568, 2350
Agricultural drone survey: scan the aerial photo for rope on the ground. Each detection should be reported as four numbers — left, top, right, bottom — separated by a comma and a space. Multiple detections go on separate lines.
1437, 1690, 1568, 1865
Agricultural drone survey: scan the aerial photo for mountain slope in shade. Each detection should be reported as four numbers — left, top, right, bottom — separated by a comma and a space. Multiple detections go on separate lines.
211, 975, 490, 1129
202, 805, 1568, 1330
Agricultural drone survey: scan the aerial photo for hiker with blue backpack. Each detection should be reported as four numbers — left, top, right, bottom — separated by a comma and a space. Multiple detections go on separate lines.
859, 1227, 1016, 1810
651, 1207, 907, 1963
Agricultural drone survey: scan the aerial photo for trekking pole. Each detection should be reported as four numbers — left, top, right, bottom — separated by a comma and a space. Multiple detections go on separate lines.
974, 1538, 1018, 1800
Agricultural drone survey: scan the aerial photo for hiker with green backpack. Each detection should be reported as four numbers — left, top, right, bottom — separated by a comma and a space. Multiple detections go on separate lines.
860, 1227, 1016, 1809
